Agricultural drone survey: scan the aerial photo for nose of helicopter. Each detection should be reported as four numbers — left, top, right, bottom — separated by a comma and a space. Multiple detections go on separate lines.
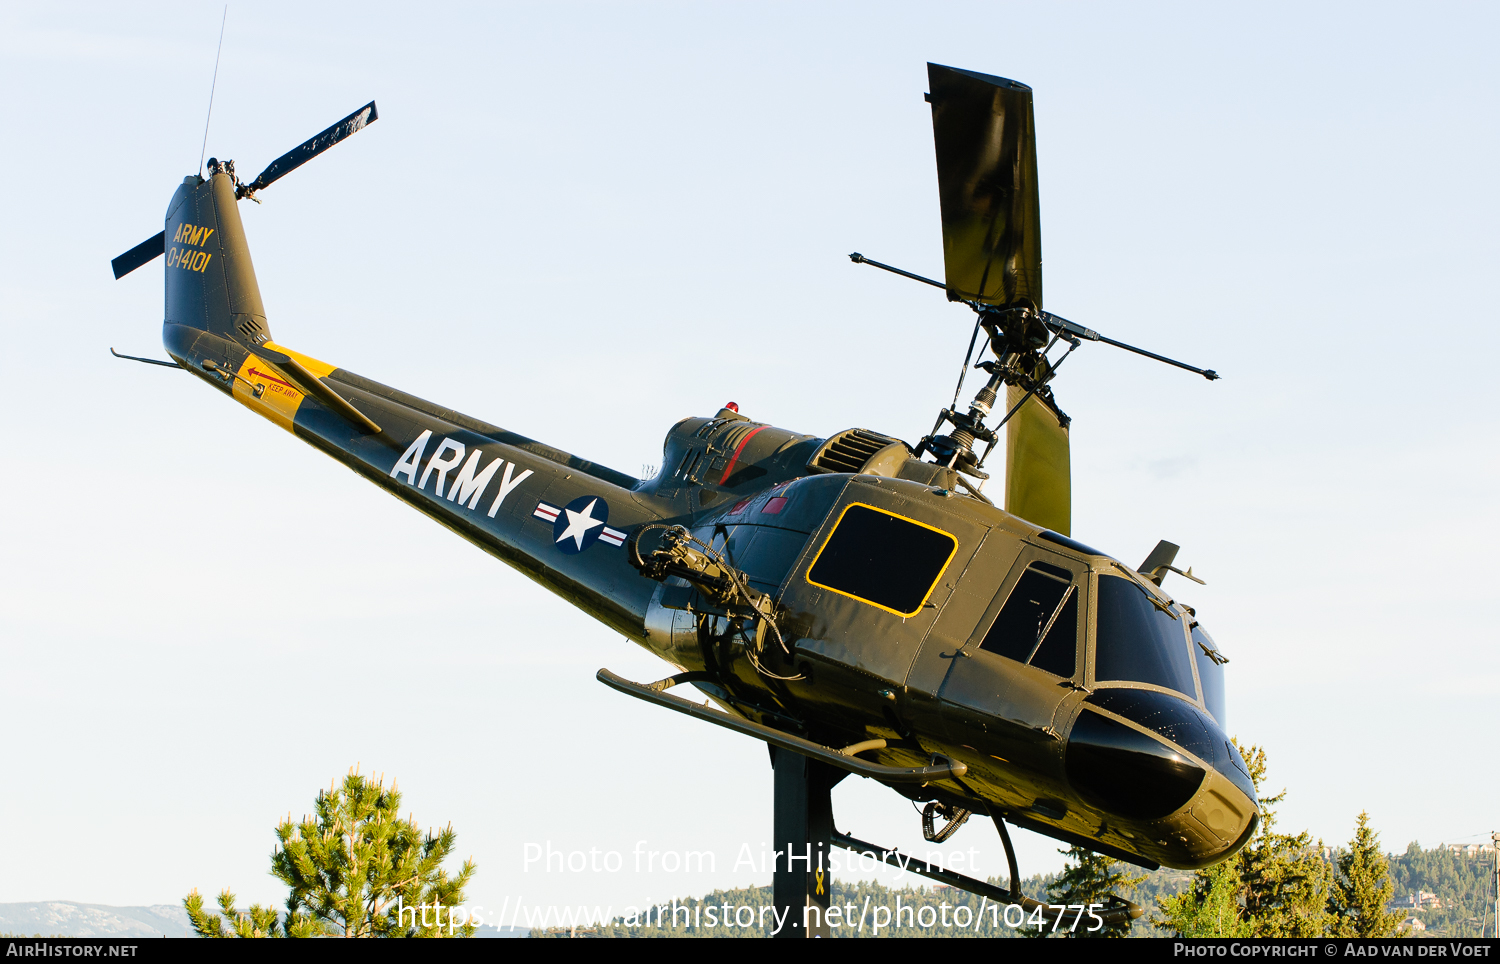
1158, 755, 1260, 868
1065, 692, 1260, 868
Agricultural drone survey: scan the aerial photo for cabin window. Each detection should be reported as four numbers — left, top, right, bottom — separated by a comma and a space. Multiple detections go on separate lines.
1094, 574, 1196, 697
806, 503, 957, 617
1192, 624, 1227, 725
979, 561, 1078, 678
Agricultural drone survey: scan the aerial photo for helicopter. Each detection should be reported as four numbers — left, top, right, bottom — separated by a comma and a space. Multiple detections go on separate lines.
110, 64, 1258, 937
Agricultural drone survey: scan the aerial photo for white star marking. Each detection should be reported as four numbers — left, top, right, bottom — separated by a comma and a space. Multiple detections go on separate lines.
555, 498, 605, 550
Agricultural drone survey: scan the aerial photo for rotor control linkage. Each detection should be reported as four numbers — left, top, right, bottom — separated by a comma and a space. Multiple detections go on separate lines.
1038, 311, 1218, 381
848, 252, 1219, 379
848, 252, 946, 291
917, 311, 1075, 477
849, 249, 1217, 483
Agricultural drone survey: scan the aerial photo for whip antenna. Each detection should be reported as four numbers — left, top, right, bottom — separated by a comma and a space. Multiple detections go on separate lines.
198, 6, 228, 177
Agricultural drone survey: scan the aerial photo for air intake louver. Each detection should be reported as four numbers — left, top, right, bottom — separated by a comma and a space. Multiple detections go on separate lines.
807, 429, 904, 474
236, 316, 268, 345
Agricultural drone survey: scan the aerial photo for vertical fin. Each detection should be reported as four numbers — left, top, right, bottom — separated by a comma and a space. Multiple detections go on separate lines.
163, 171, 270, 348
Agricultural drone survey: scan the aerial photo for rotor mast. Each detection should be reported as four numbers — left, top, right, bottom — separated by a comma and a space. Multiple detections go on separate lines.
916, 305, 1074, 481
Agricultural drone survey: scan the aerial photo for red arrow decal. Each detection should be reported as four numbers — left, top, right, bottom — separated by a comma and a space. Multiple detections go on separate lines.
247, 367, 296, 390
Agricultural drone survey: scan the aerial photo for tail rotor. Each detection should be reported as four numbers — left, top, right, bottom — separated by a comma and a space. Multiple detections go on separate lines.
110, 101, 379, 280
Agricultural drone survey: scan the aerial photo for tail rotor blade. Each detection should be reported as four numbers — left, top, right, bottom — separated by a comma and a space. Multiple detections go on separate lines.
111, 231, 166, 279
239, 101, 378, 197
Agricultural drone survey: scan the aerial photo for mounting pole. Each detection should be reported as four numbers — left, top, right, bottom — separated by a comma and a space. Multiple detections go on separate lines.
771, 748, 846, 937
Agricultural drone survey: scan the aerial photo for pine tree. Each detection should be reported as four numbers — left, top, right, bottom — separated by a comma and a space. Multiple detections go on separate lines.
1154, 742, 1331, 937
184, 888, 308, 938
1229, 743, 1333, 937
1156, 853, 1251, 937
1328, 811, 1403, 937
184, 768, 477, 938
1029, 845, 1145, 937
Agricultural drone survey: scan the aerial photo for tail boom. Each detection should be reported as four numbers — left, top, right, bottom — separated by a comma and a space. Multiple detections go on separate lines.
149, 170, 670, 649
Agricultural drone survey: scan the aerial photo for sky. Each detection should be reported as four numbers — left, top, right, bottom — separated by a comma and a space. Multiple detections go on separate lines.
1, 1, 1496, 922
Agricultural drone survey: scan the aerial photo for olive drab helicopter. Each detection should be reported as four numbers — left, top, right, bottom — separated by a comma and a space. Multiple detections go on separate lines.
110, 64, 1258, 937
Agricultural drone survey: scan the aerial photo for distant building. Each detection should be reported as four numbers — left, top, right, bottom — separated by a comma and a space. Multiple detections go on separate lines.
1400, 917, 1426, 934
1388, 891, 1443, 911
1440, 843, 1496, 858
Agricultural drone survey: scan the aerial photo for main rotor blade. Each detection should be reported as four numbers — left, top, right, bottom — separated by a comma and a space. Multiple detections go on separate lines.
1005, 385, 1070, 537
240, 101, 378, 196
928, 64, 1042, 311
111, 231, 166, 279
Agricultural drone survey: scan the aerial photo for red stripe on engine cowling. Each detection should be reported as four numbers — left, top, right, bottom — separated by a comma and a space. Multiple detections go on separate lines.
719, 425, 768, 485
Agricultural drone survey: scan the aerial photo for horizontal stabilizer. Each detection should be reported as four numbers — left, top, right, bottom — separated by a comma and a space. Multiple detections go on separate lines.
111, 231, 166, 279
253, 344, 381, 435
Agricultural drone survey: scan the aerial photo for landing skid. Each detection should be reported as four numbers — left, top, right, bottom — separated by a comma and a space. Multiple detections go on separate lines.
600, 668, 1144, 936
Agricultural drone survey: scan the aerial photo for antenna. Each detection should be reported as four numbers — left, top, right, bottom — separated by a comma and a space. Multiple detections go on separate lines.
1492, 831, 1499, 939
198, 6, 228, 178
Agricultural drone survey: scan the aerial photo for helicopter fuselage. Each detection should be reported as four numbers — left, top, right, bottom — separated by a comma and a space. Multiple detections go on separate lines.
151, 165, 1257, 874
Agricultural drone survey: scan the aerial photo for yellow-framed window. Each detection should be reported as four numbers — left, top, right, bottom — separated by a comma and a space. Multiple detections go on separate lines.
806, 502, 958, 617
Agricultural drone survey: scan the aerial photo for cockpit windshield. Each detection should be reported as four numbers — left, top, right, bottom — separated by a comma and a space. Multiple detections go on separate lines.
1094, 574, 1196, 698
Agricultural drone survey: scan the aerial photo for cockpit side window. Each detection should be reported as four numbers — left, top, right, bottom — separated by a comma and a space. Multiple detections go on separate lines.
1094, 574, 1196, 698
1030, 589, 1078, 678
979, 561, 1078, 678
1191, 624, 1227, 725
806, 503, 958, 617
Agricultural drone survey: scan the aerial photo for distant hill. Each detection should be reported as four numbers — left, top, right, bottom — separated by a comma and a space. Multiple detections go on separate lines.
8, 842, 1485, 939
1386, 844, 1498, 937
0, 902, 529, 939
0, 902, 191, 938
